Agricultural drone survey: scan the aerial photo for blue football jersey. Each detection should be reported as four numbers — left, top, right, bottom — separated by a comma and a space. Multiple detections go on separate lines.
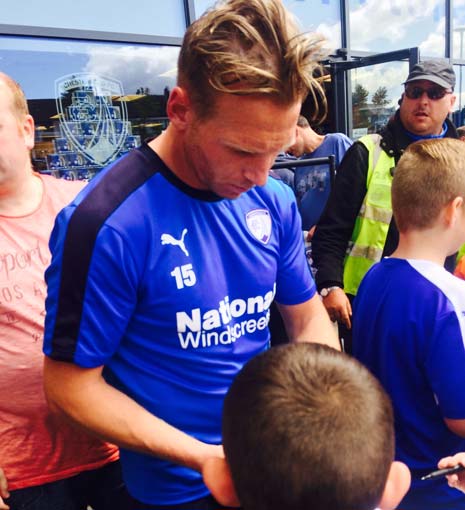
44, 142, 315, 504
353, 258, 465, 509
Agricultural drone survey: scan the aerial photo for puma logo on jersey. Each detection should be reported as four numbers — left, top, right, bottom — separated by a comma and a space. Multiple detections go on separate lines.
161, 228, 189, 256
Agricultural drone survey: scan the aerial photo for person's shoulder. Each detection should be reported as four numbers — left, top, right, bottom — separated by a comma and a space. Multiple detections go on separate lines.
335, 139, 369, 176
40, 172, 85, 191
359, 258, 407, 289
39, 172, 86, 205
326, 132, 353, 146
409, 259, 465, 305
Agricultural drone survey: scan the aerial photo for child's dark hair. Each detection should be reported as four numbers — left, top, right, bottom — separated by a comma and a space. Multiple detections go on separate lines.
223, 343, 394, 510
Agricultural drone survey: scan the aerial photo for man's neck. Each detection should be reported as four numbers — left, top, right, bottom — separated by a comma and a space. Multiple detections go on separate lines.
304, 131, 325, 154
148, 126, 202, 189
0, 171, 43, 216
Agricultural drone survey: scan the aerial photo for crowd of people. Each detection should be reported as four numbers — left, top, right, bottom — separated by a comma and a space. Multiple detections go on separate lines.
312, 59, 460, 353
2, 0, 465, 509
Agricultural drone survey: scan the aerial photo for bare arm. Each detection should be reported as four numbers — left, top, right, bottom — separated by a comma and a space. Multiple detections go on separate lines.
0, 468, 9, 510
43, 358, 222, 472
277, 293, 340, 350
444, 418, 465, 438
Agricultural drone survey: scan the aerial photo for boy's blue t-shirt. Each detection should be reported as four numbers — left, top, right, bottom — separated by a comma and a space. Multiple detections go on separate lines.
43, 142, 315, 505
353, 258, 465, 509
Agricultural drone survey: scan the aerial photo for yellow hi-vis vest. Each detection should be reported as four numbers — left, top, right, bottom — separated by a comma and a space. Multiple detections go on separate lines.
343, 134, 395, 296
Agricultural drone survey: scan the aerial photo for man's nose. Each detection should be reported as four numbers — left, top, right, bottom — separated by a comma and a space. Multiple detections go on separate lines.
418, 90, 430, 102
244, 156, 275, 186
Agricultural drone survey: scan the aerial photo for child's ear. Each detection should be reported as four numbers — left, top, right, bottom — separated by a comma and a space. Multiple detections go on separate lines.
378, 461, 411, 510
445, 196, 464, 227
202, 456, 241, 507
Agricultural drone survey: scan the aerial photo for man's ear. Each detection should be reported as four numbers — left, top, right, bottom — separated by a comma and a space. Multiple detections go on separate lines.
448, 93, 457, 113
378, 461, 411, 510
166, 86, 193, 130
22, 114, 35, 151
202, 456, 240, 508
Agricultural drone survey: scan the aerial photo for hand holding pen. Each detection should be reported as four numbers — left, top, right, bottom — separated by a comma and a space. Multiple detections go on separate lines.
421, 465, 465, 481
432, 454, 465, 493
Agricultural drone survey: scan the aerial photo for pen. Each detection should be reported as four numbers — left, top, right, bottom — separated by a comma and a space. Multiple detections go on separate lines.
421, 465, 465, 481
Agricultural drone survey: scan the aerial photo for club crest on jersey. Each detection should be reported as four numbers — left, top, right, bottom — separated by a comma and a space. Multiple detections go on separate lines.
246, 209, 271, 244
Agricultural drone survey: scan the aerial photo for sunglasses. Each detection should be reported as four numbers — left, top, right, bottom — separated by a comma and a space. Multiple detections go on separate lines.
404, 85, 452, 100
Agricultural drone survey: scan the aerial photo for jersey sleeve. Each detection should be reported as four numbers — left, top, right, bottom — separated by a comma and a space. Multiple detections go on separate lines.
44, 208, 140, 368
425, 309, 465, 419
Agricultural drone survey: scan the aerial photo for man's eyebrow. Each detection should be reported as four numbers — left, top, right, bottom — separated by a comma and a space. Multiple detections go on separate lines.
223, 141, 264, 155
224, 136, 294, 155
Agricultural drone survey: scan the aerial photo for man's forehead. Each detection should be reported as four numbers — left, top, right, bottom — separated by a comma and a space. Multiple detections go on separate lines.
0, 82, 13, 110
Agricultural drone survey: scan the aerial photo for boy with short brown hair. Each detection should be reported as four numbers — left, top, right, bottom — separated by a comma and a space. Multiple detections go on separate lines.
353, 138, 465, 509
203, 343, 410, 510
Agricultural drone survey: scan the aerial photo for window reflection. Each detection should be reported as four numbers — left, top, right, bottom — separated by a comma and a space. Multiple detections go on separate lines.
1, 0, 186, 38
349, 0, 445, 57
193, 0, 215, 18
0, 37, 179, 180
453, 0, 465, 60
193, 0, 341, 49
453, 64, 465, 127
350, 61, 408, 138
282, 0, 341, 50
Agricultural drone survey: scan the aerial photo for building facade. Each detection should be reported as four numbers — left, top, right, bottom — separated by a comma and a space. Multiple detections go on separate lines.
1, 0, 464, 179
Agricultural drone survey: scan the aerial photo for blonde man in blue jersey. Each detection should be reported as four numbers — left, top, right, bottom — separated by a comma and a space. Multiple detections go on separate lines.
42, 1, 339, 509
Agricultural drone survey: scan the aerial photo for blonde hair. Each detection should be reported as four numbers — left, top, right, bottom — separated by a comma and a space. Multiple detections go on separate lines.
178, 0, 327, 119
0, 72, 29, 119
392, 138, 465, 232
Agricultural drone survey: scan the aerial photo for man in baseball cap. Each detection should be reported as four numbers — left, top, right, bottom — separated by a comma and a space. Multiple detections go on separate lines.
404, 59, 456, 89
312, 59, 458, 353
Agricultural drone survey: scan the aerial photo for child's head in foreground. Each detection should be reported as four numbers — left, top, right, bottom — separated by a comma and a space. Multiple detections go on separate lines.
203, 343, 410, 510
392, 138, 465, 246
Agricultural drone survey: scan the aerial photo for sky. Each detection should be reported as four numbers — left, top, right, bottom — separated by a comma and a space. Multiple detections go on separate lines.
1, 0, 186, 38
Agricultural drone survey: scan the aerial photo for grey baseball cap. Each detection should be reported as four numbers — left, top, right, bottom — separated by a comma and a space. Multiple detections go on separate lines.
404, 60, 456, 89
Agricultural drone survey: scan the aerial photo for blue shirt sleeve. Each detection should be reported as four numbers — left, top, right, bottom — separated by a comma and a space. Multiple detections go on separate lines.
426, 309, 465, 419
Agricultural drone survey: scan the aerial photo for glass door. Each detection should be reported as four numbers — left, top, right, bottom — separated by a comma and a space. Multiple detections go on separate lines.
327, 48, 419, 138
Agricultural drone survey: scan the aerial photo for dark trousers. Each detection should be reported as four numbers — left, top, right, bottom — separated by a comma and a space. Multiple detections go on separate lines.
6, 460, 131, 510
130, 494, 239, 510
269, 301, 288, 346
339, 293, 355, 355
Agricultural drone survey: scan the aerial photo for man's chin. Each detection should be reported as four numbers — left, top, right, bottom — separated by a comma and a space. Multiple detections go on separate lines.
219, 185, 251, 199
408, 122, 434, 136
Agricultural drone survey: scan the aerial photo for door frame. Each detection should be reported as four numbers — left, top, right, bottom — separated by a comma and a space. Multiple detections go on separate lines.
326, 48, 420, 135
